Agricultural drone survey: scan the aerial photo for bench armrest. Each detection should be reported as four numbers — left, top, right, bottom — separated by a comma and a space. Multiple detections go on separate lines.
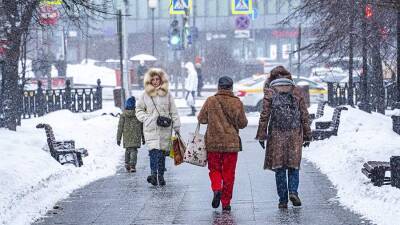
54, 140, 75, 149
315, 121, 332, 129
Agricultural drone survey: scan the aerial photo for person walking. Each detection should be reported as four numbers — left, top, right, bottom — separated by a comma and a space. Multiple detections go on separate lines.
136, 68, 181, 186
116, 96, 145, 173
256, 66, 312, 209
184, 62, 198, 116
195, 62, 204, 97
198, 76, 248, 212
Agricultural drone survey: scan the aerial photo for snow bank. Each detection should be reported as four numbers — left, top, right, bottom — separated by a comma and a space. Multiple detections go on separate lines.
63, 62, 116, 87
305, 106, 400, 225
0, 110, 123, 225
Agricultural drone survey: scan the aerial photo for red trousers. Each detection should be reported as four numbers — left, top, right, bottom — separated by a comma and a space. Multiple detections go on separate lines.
207, 152, 238, 207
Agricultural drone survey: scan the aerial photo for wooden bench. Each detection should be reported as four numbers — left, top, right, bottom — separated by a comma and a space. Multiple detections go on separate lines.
362, 161, 391, 186
312, 106, 348, 140
309, 101, 328, 121
36, 123, 88, 167
361, 156, 400, 188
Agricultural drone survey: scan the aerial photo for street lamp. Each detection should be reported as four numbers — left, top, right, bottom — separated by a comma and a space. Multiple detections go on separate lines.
148, 0, 158, 57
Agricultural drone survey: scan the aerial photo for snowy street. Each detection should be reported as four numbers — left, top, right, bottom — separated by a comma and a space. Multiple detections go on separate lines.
32, 124, 372, 225
1, 103, 399, 225
1, 1, 400, 224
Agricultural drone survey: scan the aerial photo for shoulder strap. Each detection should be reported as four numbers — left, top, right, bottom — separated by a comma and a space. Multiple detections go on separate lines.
214, 96, 238, 132
150, 97, 161, 116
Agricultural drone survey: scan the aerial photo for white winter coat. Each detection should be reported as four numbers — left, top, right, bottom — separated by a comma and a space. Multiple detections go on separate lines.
136, 68, 181, 151
184, 62, 198, 92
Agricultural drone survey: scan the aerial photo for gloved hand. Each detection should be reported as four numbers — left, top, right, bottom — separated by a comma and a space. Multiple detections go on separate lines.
303, 141, 310, 148
142, 140, 146, 145
117, 140, 121, 146
174, 127, 180, 134
259, 140, 265, 149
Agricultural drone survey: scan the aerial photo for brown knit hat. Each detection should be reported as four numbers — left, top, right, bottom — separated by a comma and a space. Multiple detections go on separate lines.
268, 66, 292, 84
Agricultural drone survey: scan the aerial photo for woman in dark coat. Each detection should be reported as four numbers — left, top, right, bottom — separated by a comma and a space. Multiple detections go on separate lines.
256, 66, 311, 209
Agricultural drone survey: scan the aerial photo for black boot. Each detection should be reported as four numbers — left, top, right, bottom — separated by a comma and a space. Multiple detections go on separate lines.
212, 191, 222, 208
187, 106, 196, 116
158, 174, 166, 186
289, 193, 302, 206
147, 174, 158, 186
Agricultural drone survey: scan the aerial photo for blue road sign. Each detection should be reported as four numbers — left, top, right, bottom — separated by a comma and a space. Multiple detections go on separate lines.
232, 0, 252, 15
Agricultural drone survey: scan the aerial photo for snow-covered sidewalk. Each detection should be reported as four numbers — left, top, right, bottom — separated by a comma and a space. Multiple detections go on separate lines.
305, 106, 400, 225
0, 109, 124, 225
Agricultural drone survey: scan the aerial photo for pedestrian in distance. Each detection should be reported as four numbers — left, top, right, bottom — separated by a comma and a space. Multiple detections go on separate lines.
198, 76, 248, 212
256, 66, 312, 209
136, 68, 181, 186
195, 62, 204, 97
116, 96, 145, 173
184, 62, 198, 116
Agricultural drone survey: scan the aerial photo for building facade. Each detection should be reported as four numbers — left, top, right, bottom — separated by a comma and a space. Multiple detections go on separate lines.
67, 0, 303, 81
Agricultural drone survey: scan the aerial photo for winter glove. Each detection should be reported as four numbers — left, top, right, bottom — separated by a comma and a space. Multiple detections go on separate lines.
303, 141, 310, 148
259, 140, 265, 149
142, 140, 146, 145
117, 140, 121, 146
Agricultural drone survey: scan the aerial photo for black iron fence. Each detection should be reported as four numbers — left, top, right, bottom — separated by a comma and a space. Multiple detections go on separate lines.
327, 82, 397, 109
1, 79, 102, 127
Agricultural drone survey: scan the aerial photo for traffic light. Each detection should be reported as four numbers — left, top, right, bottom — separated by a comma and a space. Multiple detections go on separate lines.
169, 19, 181, 50
365, 4, 373, 19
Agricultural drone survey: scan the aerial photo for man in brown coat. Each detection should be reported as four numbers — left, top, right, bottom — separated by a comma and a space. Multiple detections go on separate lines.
198, 76, 248, 212
256, 66, 311, 209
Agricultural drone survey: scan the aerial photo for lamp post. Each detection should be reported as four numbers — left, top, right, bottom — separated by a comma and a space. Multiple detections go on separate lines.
148, 0, 158, 56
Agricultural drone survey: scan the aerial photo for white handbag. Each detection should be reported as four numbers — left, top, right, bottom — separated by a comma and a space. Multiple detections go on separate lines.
184, 123, 207, 167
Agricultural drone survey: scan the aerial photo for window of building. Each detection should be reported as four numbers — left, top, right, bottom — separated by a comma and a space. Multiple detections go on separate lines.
256, 0, 265, 16
195, 0, 205, 17
126, 1, 137, 19
267, 0, 277, 14
138, 0, 148, 19
270, 44, 277, 60
257, 46, 264, 58
282, 44, 291, 59
207, 0, 217, 17
159, 0, 170, 18
217, 0, 229, 16
290, 0, 301, 9
278, 0, 289, 14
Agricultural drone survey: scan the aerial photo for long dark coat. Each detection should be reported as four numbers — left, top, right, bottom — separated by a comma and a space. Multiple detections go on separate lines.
256, 85, 311, 170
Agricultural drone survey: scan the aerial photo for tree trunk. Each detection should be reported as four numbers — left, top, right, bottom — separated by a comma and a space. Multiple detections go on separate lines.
3, 47, 21, 131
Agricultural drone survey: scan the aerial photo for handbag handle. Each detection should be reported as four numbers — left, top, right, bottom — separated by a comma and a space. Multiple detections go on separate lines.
191, 123, 200, 143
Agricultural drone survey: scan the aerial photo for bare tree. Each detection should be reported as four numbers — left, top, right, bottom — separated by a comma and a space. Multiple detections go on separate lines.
0, 0, 113, 130
283, 0, 398, 113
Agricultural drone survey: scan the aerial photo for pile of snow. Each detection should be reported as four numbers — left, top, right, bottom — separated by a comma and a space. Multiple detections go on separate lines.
62, 61, 116, 87
305, 106, 400, 225
0, 109, 123, 225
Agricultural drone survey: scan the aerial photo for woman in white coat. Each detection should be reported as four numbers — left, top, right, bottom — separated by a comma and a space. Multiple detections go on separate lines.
184, 62, 198, 116
136, 68, 181, 186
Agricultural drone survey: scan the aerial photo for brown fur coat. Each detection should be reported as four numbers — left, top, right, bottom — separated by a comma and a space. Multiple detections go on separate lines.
198, 90, 248, 152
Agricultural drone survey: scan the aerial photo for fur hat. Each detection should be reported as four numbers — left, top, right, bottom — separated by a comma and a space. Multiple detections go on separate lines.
144, 68, 169, 97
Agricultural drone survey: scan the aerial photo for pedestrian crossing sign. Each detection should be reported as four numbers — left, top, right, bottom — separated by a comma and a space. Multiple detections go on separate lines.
41, 0, 63, 5
232, 0, 253, 15
170, 0, 192, 15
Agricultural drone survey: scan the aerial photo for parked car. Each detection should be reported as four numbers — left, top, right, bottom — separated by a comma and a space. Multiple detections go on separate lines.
234, 74, 327, 112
